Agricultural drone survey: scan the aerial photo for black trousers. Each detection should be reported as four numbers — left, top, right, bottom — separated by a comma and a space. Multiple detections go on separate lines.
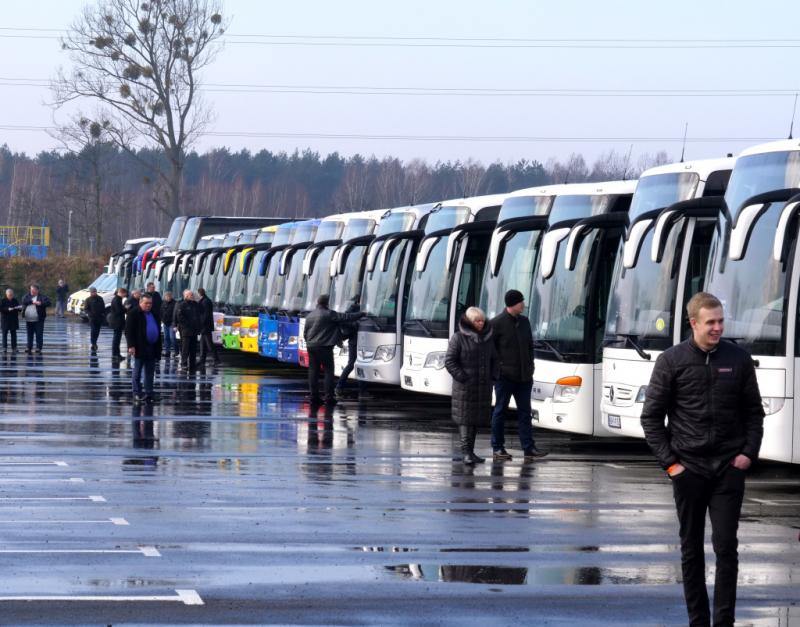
672, 465, 746, 627
26, 320, 44, 350
112, 327, 124, 357
336, 336, 365, 391
308, 346, 335, 402
199, 331, 218, 363
180, 331, 198, 369
2, 327, 17, 349
89, 320, 102, 347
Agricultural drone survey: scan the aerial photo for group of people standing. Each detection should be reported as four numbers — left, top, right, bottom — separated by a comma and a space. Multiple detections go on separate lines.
93, 282, 220, 404
0, 285, 53, 353
444, 289, 547, 466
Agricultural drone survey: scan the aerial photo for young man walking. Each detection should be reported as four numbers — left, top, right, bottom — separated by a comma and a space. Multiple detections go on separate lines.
489, 289, 546, 461
641, 292, 764, 627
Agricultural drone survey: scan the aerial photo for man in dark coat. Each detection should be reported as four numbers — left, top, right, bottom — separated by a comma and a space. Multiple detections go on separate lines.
489, 289, 546, 461
109, 287, 128, 360
161, 291, 177, 358
445, 307, 498, 465
303, 294, 363, 404
0, 288, 22, 351
84, 287, 106, 351
334, 297, 366, 398
145, 282, 162, 319
21, 284, 51, 354
55, 279, 69, 318
125, 293, 162, 403
175, 289, 201, 371
641, 292, 764, 627
196, 287, 219, 366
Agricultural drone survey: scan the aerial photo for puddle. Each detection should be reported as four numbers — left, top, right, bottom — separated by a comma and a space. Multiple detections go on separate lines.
385, 563, 682, 585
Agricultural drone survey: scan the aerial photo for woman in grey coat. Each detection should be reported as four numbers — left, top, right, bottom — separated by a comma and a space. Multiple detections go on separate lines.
445, 306, 498, 465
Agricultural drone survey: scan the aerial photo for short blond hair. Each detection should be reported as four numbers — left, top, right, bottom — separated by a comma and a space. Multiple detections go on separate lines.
686, 292, 722, 320
465, 306, 486, 324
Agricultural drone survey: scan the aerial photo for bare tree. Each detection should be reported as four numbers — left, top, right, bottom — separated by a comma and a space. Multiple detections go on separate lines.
53, 0, 226, 219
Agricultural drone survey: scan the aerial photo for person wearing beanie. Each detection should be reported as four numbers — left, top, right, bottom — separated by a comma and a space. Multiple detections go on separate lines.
303, 293, 365, 404
489, 289, 547, 461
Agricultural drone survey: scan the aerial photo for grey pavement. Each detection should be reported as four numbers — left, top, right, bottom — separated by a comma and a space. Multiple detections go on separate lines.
0, 318, 797, 625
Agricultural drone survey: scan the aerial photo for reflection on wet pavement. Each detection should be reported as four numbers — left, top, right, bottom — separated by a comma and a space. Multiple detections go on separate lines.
0, 319, 798, 625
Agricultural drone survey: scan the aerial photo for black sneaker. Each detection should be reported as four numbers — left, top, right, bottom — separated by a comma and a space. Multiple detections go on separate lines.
493, 449, 513, 461
523, 447, 549, 461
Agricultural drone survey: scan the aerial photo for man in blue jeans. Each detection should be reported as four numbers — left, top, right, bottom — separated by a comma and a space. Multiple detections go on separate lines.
489, 289, 547, 461
125, 294, 162, 404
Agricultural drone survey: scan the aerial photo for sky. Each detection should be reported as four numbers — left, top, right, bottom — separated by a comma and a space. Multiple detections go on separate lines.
1, 0, 799, 167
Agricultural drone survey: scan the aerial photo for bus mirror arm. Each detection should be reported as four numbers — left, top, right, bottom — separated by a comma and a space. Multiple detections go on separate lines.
772, 193, 800, 262
565, 214, 628, 271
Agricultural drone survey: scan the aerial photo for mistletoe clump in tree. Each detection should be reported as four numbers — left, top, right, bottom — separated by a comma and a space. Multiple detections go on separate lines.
54, 0, 226, 218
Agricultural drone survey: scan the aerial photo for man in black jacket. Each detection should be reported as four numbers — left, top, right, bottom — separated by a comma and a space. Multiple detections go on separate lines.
0, 288, 21, 351
304, 294, 363, 404
489, 289, 546, 461
196, 287, 219, 366
145, 282, 162, 319
125, 293, 162, 403
161, 291, 177, 358
109, 288, 128, 360
21, 284, 51, 354
175, 289, 201, 371
84, 287, 106, 351
641, 292, 764, 627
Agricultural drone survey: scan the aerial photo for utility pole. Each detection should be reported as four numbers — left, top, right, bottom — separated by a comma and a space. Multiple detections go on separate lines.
67, 210, 73, 257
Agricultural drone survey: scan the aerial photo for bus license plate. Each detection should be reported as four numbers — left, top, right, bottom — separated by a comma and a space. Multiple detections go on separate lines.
607, 415, 621, 429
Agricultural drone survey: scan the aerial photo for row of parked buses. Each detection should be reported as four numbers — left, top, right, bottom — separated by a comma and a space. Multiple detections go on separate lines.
98, 138, 800, 465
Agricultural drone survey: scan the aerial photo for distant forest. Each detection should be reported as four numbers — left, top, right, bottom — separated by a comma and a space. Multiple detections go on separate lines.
0, 143, 671, 254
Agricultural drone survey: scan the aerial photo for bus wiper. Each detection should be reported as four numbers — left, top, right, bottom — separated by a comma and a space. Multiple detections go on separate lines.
534, 339, 567, 362
405, 318, 433, 337
612, 333, 652, 361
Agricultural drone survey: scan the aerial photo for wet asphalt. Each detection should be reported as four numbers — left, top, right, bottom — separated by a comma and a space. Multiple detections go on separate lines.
0, 318, 797, 625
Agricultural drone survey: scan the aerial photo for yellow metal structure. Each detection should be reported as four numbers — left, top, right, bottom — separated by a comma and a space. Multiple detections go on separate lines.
0, 225, 50, 255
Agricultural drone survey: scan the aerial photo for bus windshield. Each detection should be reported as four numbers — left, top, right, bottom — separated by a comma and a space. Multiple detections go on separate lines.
330, 244, 368, 312
405, 237, 453, 330
264, 254, 286, 310
165, 217, 187, 250
245, 250, 268, 308
497, 195, 552, 222
302, 246, 335, 311
362, 240, 408, 321
725, 150, 800, 216
376, 212, 415, 237
480, 229, 544, 320
280, 251, 306, 312
629, 172, 699, 221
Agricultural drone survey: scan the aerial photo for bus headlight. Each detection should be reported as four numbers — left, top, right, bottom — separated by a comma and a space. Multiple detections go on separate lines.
288, 336, 298, 346
374, 345, 396, 362
761, 397, 785, 415
424, 351, 447, 370
635, 386, 647, 403
553, 376, 582, 403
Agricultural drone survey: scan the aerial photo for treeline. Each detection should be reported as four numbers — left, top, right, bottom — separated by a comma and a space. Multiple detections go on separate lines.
0, 144, 671, 255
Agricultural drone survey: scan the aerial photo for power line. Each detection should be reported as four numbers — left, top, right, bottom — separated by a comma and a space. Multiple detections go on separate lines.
2, 28, 800, 48
1, 78, 798, 98
0, 124, 774, 143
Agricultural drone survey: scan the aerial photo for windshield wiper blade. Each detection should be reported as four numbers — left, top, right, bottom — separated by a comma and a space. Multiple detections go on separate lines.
612, 333, 652, 361
405, 318, 433, 337
534, 339, 567, 362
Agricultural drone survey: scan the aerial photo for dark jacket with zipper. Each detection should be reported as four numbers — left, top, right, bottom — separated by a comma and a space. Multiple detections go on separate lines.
445, 317, 499, 426
0, 298, 20, 331
490, 310, 535, 383
84, 295, 106, 323
198, 295, 214, 333
125, 308, 162, 360
640, 337, 764, 477
108, 295, 126, 330
161, 299, 177, 327
304, 305, 362, 348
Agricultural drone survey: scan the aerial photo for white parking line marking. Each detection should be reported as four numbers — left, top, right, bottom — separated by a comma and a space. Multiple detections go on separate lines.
0, 495, 106, 502
0, 589, 203, 605
749, 498, 797, 506
0, 518, 128, 525
603, 463, 626, 469
0, 461, 69, 467
0, 477, 84, 483
0, 548, 158, 555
